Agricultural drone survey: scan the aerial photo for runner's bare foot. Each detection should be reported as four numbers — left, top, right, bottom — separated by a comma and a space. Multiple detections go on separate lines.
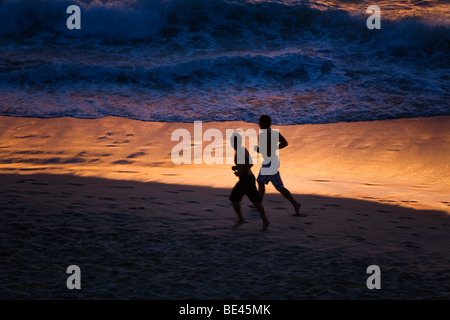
262, 220, 270, 231
293, 203, 308, 217
233, 220, 246, 229
293, 202, 302, 216
293, 213, 309, 217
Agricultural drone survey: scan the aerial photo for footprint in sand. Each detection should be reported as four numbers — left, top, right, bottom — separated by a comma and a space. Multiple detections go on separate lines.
97, 136, 111, 140
178, 189, 194, 193
396, 226, 411, 230
69, 183, 84, 187
187, 200, 200, 204
166, 191, 179, 194
180, 212, 197, 217
324, 204, 340, 207
110, 186, 134, 189
127, 152, 146, 159
268, 200, 283, 203
71, 202, 87, 207
62, 158, 86, 164
129, 207, 145, 210
377, 209, 392, 213
403, 242, 420, 249
13, 150, 44, 155
15, 179, 37, 183
112, 160, 134, 165
204, 209, 214, 212
15, 135, 37, 139
346, 235, 365, 242
274, 207, 286, 210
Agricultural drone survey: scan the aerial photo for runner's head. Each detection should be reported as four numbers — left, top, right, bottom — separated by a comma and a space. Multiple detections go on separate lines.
259, 115, 271, 129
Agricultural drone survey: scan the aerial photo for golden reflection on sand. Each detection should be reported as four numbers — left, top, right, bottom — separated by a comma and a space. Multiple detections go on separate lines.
0, 115, 449, 212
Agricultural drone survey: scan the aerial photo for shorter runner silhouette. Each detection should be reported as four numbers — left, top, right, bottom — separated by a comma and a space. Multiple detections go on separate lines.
229, 132, 270, 231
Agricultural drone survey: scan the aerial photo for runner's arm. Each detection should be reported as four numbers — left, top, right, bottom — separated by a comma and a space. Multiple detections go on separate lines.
279, 133, 288, 149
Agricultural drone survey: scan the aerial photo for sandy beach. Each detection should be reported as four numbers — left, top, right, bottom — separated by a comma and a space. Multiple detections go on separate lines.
0, 115, 449, 299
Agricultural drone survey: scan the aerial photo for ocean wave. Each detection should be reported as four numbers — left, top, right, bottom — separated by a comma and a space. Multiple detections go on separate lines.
1, 0, 448, 53
0, 52, 336, 89
0, 0, 448, 125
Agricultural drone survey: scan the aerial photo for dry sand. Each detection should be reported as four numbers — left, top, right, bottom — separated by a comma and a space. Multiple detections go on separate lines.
0, 115, 449, 299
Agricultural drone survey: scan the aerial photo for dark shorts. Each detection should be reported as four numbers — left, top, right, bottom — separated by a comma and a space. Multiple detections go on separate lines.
257, 163, 284, 190
230, 173, 261, 203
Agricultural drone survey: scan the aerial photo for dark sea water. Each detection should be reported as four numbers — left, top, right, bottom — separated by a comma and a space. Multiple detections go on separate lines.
0, 0, 449, 124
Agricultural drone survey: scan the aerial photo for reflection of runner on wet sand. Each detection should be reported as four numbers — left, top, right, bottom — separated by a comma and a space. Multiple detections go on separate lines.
229, 132, 270, 231
255, 115, 306, 217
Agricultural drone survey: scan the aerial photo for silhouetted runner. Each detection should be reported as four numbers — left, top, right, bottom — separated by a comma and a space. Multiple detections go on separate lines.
255, 115, 305, 217
230, 132, 270, 231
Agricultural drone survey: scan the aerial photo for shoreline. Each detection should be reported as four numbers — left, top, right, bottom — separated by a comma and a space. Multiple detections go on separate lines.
0, 115, 449, 213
